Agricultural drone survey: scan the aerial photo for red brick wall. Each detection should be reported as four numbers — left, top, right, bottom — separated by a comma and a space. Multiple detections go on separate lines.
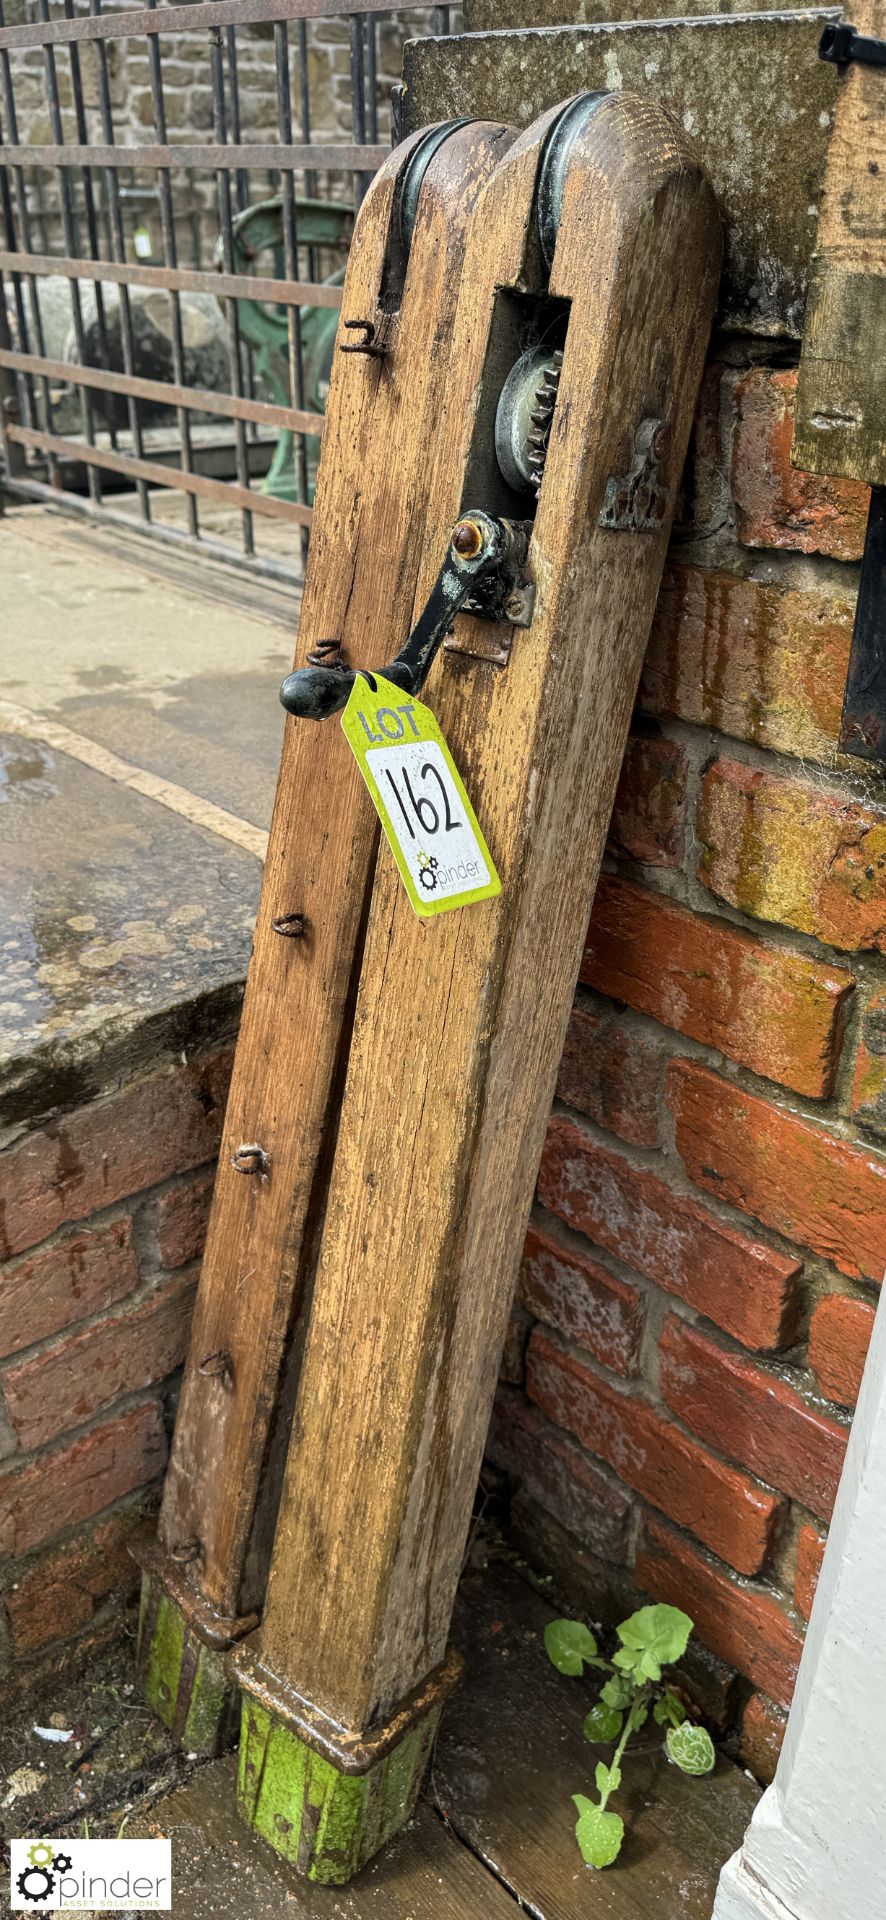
0, 1047, 227, 1701
493, 357, 880, 1783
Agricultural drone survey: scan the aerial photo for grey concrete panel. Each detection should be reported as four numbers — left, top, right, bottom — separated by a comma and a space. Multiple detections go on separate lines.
402, 11, 840, 335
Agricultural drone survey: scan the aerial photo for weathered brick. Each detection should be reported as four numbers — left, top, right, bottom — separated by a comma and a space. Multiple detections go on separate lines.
500, 1304, 533, 1386
607, 734, 687, 867
0, 1402, 167, 1557
659, 1313, 849, 1522
740, 1691, 787, 1784
795, 1522, 827, 1621
669, 1057, 886, 1285
808, 1293, 875, 1406
155, 1167, 214, 1270
487, 1386, 633, 1562
520, 1220, 645, 1377
4, 1507, 142, 1654
527, 1328, 783, 1575
636, 1514, 804, 1708
698, 758, 886, 951
849, 991, 886, 1136
2, 1273, 197, 1451
0, 1051, 232, 1261
681, 361, 728, 533
0, 1217, 139, 1360
642, 563, 854, 761
583, 877, 852, 1099
538, 1115, 800, 1350
556, 1000, 664, 1148
731, 368, 869, 561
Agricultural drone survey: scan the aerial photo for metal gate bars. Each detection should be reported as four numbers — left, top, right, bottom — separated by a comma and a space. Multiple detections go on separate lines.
0, 0, 450, 587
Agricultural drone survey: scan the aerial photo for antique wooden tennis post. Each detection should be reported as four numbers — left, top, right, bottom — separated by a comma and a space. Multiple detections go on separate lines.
232, 91, 721, 1882
132, 117, 515, 1754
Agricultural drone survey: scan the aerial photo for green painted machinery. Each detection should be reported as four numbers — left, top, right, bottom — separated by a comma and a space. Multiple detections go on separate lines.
217, 195, 354, 501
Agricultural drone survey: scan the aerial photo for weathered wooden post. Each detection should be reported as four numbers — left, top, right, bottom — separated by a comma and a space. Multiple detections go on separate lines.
794, 0, 886, 759
132, 116, 515, 1755
232, 91, 721, 1883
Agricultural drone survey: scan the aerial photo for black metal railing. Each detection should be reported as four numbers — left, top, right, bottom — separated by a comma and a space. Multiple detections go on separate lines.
0, 0, 451, 587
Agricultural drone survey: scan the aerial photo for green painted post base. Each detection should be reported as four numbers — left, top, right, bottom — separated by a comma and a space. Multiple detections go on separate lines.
236, 1695, 441, 1885
135, 1573, 241, 1758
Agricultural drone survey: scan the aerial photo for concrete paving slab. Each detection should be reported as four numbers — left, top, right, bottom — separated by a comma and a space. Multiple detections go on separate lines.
0, 507, 300, 1126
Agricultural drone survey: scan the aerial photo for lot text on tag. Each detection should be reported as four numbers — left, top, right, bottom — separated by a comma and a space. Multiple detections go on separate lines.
341, 673, 501, 917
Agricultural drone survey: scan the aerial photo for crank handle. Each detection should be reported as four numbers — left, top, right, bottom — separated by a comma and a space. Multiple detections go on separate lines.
279, 511, 514, 722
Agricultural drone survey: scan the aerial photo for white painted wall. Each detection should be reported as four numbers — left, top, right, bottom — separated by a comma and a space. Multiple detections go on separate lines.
712, 1284, 886, 1920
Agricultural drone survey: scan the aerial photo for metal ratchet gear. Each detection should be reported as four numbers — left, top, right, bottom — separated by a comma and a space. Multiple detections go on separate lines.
494, 346, 564, 494
525, 349, 563, 492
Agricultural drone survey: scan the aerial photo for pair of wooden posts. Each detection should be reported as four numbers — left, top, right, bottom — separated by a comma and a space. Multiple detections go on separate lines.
133, 89, 721, 1885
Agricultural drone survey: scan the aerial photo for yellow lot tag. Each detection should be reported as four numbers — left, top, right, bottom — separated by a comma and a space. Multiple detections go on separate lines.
342, 672, 501, 918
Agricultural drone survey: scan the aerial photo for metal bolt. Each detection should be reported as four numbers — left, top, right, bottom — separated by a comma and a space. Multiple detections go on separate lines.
504, 583, 537, 629
453, 518, 484, 559
169, 1538, 202, 1566
651, 421, 671, 463
306, 638, 347, 672
231, 1143, 270, 1177
197, 1348, 235, 1390
634, 484, 652, 522
340, 318, 386, 358
272, 912, 307, 939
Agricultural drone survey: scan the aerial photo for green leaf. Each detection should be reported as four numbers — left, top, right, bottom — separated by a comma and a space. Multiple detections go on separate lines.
617, 1605, 693, 1670
595, 1761, 622, 1797
627, 1699, 649, 1733
612, 1646, 641, 1673
601, 1675, 632, 1709
583, 1703, 623, 1744
654, 1689, 688, 1729
572, 1798, 625, 1869
545, 1619, 599, 1676
666, 1722, 716, 1776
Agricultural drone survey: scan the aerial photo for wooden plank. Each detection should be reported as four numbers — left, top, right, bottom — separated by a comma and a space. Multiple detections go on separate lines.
794, 0, 886, 483
134, 1758, 514, 1920
150, 119, 516, 1633
245, 93, 721, 1748
435, 1560, 760, 1920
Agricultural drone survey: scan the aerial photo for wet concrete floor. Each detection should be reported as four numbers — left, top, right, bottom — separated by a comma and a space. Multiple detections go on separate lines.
0, 506, 298, 1129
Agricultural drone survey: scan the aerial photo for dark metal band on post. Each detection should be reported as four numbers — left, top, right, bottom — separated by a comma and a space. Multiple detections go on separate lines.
820, 21, 886, 66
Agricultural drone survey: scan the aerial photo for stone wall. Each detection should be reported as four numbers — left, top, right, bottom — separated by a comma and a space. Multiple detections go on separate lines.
2, 3, 442, 265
